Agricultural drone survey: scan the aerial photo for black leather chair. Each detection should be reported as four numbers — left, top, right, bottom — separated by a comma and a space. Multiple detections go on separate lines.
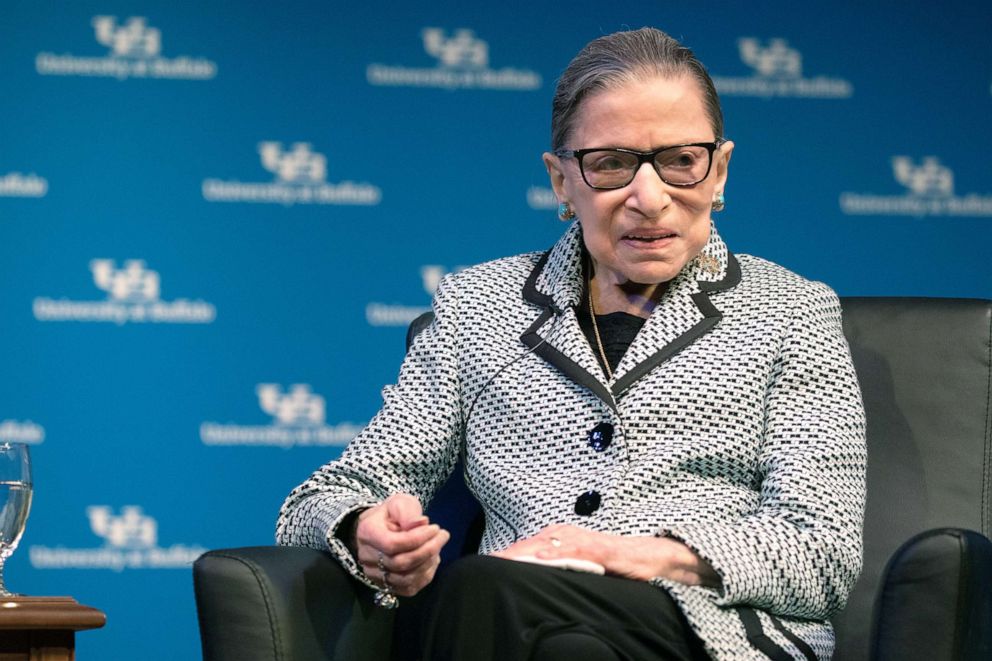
193, 297, 992, 660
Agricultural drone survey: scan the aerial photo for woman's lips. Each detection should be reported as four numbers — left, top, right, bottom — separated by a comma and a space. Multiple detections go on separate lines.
620, 230, 678, 248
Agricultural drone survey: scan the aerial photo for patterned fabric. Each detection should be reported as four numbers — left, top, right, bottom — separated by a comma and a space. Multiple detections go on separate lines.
276, 222, 867, 660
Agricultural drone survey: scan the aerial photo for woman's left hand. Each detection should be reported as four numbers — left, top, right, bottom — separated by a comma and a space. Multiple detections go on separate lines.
491, 524, 721, 588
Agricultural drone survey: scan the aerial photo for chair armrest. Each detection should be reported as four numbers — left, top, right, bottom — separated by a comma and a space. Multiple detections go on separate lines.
193, 546, 395, 661
871, 528, 992, 660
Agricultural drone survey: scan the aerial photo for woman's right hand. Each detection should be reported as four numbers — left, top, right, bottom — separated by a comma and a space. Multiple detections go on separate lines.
353, 493, 450, 597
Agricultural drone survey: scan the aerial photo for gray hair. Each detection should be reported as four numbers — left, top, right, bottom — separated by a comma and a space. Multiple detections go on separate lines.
550, 27, 724, 149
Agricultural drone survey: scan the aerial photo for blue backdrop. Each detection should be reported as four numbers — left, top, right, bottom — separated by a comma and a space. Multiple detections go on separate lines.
2, 1, 990, 658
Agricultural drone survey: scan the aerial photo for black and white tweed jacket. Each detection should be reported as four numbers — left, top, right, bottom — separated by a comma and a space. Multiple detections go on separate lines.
277, 222, 867, 660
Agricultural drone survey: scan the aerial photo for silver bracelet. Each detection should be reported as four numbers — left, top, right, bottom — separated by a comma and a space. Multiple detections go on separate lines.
373, 551, 399, 609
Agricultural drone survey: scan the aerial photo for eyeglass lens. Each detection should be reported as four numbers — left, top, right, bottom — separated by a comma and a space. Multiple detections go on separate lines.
581, 145, 712, 188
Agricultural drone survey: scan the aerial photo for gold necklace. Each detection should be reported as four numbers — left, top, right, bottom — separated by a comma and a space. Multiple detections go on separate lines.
587, 267, 614, 381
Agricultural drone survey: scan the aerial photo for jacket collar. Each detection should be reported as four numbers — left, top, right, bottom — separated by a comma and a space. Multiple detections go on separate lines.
521, 221, 741, 410
523, 221, 740, 309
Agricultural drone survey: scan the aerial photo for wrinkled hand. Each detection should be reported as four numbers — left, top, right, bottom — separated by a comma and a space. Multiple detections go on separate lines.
354, 493, 450, 596
492, 524, 721, 588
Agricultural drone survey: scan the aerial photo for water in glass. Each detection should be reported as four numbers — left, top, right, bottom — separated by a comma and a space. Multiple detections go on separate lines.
0, 442, 32, 597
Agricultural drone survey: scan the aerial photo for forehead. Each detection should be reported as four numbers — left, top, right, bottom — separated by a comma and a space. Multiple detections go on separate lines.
569, 75, 712, 148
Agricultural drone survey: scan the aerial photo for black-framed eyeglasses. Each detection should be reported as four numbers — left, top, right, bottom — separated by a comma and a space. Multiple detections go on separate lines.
553, 139, 726, 190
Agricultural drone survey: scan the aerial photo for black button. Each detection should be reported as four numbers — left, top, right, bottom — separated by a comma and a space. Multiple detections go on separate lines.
574, 490, 601, 516
587, 423, 613, 452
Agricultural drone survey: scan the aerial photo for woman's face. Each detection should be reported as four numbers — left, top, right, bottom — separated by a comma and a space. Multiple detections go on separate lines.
544, 75, 733, 288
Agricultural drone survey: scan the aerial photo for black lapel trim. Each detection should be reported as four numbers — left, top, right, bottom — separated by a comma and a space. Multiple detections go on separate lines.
521, 250, 559, 311
611, 291, 722, 397
698, 251, 742, 293
520, 309, 618, 414
736, 608, 794, 661
768, 614, 817, 661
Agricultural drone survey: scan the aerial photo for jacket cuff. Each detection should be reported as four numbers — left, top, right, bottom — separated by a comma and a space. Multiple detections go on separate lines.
656, 520, 855, 619
300, 493, 383, 591
656, 523, 798, 611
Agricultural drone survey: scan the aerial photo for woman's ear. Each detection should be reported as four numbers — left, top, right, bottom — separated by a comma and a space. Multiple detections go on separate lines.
713, 140, 734, 191
542, 152, 567, 202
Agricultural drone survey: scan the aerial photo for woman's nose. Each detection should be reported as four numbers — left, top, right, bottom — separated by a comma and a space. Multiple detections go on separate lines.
624, 162, 671, 214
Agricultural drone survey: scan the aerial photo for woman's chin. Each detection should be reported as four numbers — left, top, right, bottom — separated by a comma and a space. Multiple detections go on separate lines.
616, 267, 681, 288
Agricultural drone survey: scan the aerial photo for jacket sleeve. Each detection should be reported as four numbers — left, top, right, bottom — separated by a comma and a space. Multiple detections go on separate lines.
658, 282, 867, 619
274, 275, 465, 589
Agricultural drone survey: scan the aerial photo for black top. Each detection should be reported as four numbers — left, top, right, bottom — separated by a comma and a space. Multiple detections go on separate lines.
576, 308, 647, 375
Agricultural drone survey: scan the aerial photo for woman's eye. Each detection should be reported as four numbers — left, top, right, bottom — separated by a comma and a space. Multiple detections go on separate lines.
587, 152, 633, 172
661, 151, 700, 169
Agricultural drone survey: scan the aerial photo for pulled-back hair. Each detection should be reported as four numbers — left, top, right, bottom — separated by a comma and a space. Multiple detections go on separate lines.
551, 27, 723, 149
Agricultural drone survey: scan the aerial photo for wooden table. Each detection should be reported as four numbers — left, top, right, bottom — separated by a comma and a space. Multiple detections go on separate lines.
0, 597, 106, 661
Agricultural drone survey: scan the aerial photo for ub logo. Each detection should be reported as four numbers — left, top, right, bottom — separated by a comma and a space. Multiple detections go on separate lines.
34, 259, 214, 324
257, 384, 326, 426
36, 14, 216, 80
29, 505, 205, 569
87, 506, 157, 549
366, 26, 539, 91
202, 142, 380, 206
91, 16, 161, 58
738, 38, 802, 77
892, 156, 954, 196
90, 259, 160, 302
422, 28, 489, 68
258, 142, 327, 184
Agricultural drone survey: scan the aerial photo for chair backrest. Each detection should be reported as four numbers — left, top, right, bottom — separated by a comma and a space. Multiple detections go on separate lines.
833, 297, 992, 660
415, 298, 992, 660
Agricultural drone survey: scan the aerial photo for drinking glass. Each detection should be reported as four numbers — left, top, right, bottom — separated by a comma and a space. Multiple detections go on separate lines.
0, 442, 32, 597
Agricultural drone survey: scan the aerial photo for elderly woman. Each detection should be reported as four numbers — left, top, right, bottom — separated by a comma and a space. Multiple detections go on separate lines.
277, 27, 866, 660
